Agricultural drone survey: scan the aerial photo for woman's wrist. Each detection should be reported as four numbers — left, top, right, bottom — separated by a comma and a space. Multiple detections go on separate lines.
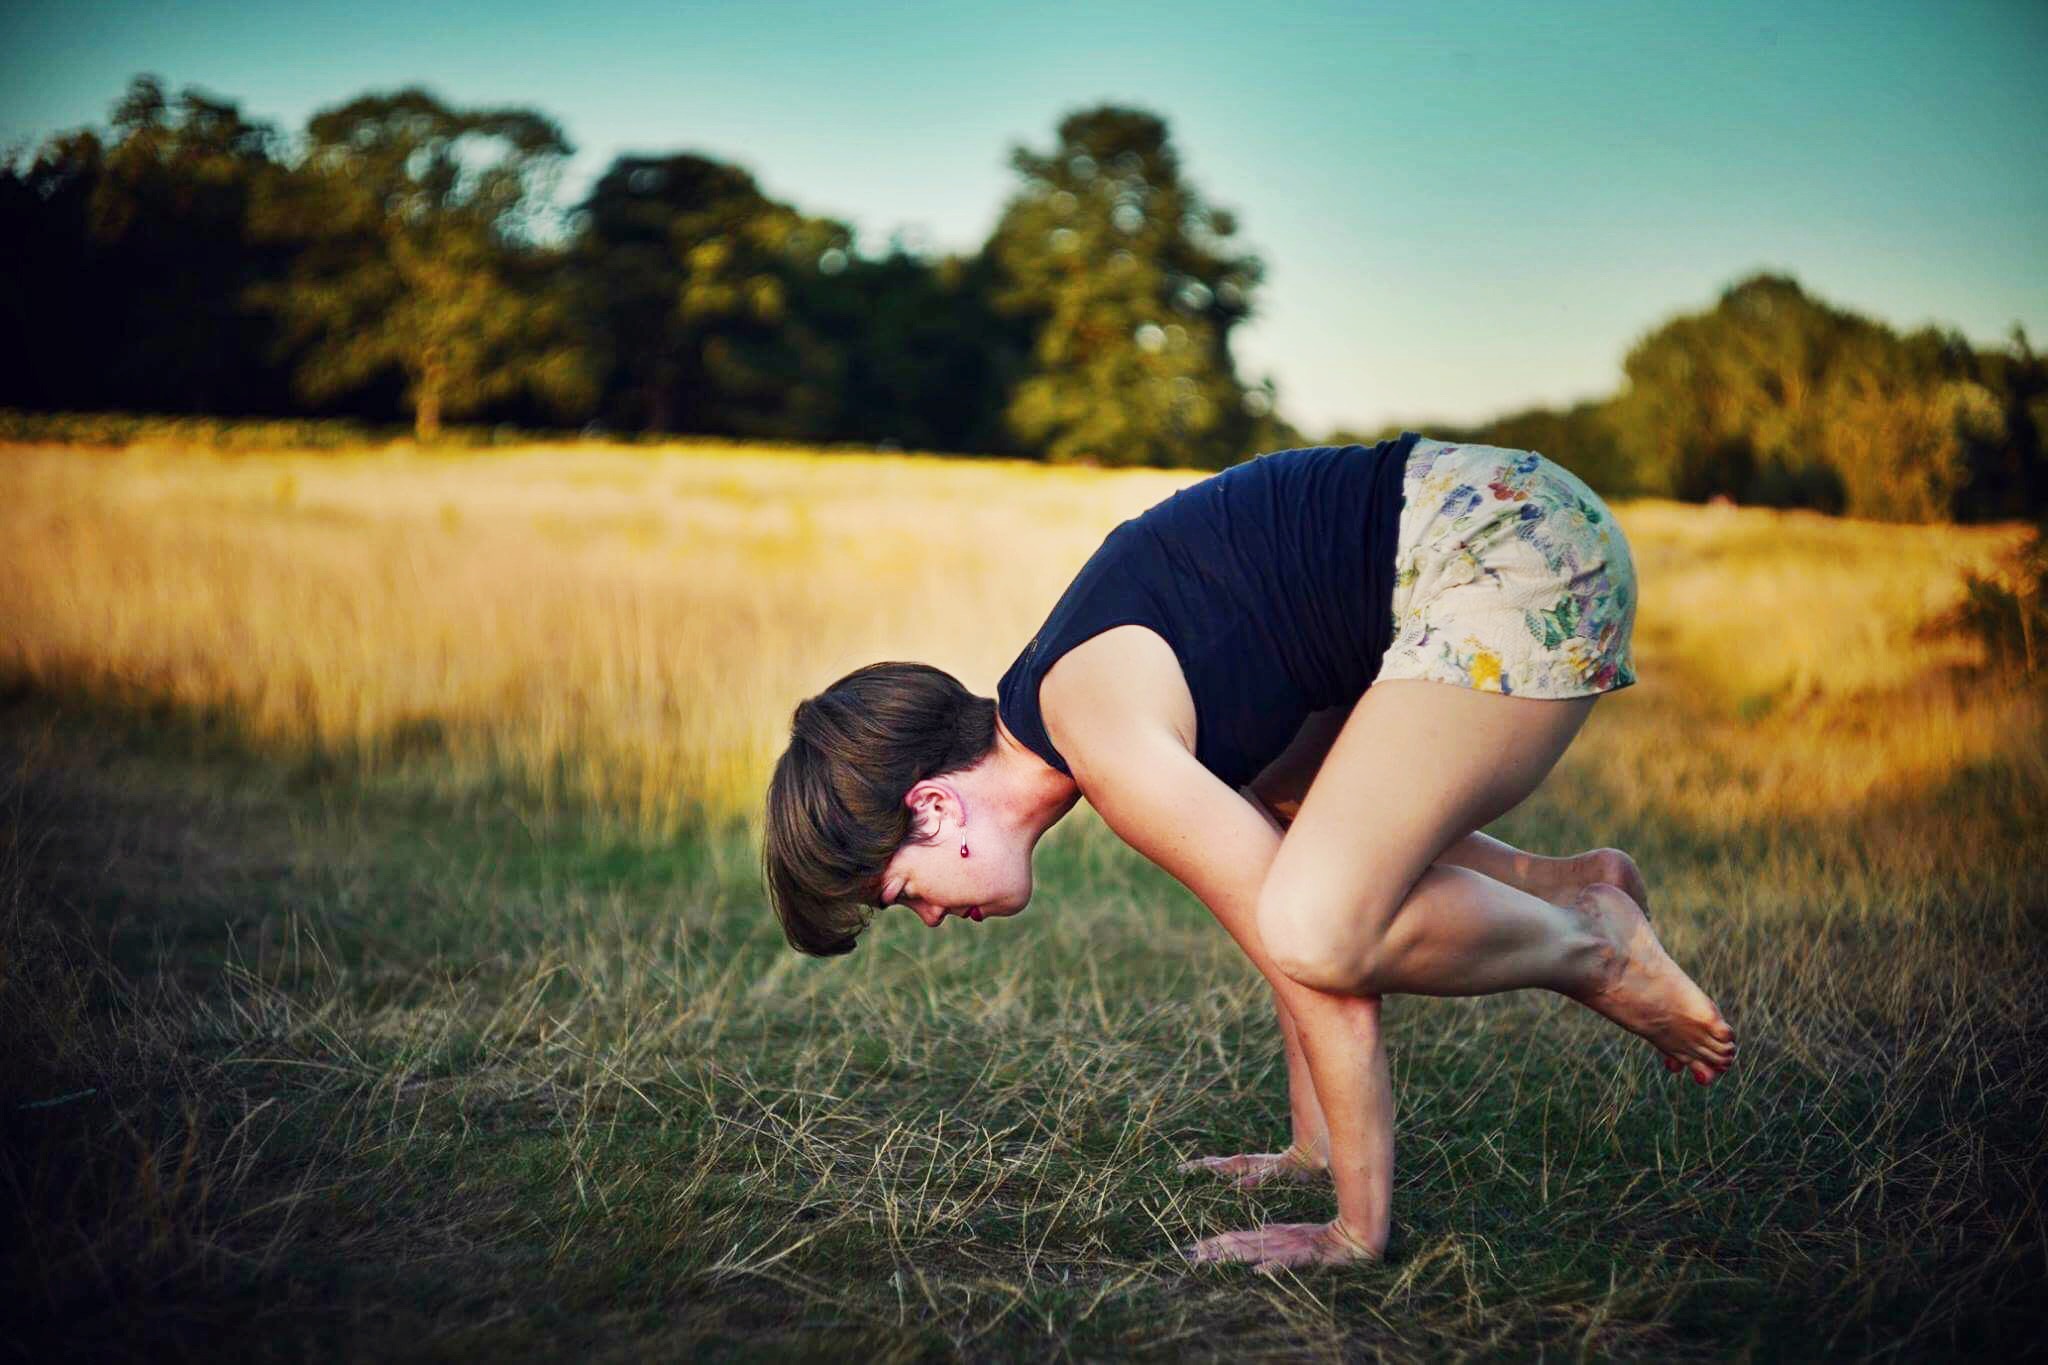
1281, 1138, 1328, 1170
1327, 1215, 1384, 1258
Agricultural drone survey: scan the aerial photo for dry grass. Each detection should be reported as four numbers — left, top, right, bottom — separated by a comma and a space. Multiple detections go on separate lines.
4, 441, 2027, 833
0, 442, 1191, 832
2, 438, 2043, 1360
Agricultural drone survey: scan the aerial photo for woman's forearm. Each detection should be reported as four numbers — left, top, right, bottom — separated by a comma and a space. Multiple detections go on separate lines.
1085, 733, 1399, 1260
1274, 989, 1330, 1160
1278, 982, 1393, 1250
1244, 788, 1333, 1159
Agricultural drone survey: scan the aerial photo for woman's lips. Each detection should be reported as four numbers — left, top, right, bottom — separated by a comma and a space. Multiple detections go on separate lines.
966, 907, 985, 922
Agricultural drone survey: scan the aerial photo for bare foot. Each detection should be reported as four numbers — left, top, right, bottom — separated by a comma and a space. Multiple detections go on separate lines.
1566, 883, 1736, 1085
1543, 848, 1695, 1072
1543, 850, 1687, 1074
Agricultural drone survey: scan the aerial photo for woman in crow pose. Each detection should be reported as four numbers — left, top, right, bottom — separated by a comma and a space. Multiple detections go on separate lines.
762, 431, 1735, 1270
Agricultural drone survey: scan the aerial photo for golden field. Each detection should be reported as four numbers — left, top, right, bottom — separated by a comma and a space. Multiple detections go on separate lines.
0, 439, 2036, 836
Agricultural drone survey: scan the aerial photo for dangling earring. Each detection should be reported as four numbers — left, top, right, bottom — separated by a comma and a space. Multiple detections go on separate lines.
959, 842, 969, 857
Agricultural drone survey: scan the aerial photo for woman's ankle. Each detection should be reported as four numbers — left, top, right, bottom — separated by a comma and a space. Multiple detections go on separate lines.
1328, 1216, 1385, 1257
1518, 851, 1571, 900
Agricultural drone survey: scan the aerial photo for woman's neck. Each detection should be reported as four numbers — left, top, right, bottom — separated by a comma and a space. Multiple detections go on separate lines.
992, 712, 1083, 844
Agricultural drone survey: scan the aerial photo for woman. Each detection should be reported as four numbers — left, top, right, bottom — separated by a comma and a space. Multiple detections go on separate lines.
762, 431, 1736, 1272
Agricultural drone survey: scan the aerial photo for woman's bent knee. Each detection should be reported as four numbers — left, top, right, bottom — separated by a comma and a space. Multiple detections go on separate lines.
1256, 897, 1380, 994
1274, 947, 1374, 994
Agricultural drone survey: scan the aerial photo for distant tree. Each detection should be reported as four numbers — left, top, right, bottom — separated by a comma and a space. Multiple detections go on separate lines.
0, 75, 296, 414
1807, 323, 1983, 522
794, 243, 1032, 455
0, 130, 103, 411
247, 89, 596, 440
986, 105, 1267, 468
568, 154, 850, 438
1607, 274, 1843, 507
1322, 399, 1635, 498
1472, 400, 1640, 497
1607, 272, 2041, 521
1946, 324, 2046, 521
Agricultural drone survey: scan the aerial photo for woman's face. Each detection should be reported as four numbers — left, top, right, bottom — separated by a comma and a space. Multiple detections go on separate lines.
875, 780, 1032, 929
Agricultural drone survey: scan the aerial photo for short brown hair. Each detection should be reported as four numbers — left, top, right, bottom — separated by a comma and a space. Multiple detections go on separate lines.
762, 662, 998, 955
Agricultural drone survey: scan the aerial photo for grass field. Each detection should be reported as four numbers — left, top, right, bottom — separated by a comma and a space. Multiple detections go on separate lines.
3, 439, 2044, 1360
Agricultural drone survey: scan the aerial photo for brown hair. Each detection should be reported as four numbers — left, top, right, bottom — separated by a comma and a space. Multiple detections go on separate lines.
762, 661, 998, 955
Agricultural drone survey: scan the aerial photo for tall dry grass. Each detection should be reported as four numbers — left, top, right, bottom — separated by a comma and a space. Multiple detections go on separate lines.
1, 441, 2034, 834
1, 443, 1187, 831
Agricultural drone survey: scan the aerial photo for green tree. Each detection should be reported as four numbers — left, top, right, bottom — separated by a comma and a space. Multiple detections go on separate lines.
986, 106, 1267, 468
799, 244, 1032, 454
248, 89, 595, 440
569, 154, 849, 438
1331, 400, 1637, 498
1607, 272, 2035, 521
1607, 274, 1849, 507
0, 75, 296, 414
1947, 324, 2046, 521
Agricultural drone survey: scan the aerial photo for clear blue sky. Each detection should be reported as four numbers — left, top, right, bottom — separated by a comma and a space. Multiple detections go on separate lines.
5, 0, 2043, 435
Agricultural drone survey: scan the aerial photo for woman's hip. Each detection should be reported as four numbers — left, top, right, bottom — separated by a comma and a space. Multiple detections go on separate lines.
1378, 438, 1638, 697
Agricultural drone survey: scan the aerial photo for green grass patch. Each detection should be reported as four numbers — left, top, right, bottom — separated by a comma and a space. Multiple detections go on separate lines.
4, 695, 2044, 1360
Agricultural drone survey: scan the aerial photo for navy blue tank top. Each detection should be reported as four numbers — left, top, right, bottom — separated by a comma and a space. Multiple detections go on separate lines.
997, 431, 1422, 790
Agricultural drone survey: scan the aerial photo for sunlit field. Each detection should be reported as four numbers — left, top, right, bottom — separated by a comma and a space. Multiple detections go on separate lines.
4, 440, 2043, 1360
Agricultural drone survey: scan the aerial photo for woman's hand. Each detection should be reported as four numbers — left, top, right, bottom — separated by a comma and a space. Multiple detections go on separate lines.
1184, 1219, 1381, 1272
1177, 1145, 1327, 1189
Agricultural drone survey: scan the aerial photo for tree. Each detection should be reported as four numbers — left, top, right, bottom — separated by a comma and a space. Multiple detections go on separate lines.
986, 106, 1267, 468
0, 75, 297, 414
1949, 324, 2047, 521
1330, 399, 1639, 497
1607, 274, 1848, 507
1606, 272, 2030, 520
0, 129, 107, 412
248, 88, 595, 440
569, 153, 849, 438
794, 243, 1033, 455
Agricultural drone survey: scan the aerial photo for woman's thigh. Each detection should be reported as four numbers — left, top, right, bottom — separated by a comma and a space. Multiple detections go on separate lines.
1255, 678, 1596, 974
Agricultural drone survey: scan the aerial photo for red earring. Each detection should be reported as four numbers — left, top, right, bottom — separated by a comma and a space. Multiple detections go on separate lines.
960, 843, 969, 857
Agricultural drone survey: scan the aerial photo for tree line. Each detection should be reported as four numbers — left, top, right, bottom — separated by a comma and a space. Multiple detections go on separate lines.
1368, 274, 2044, 524
3, 75, 2042, 522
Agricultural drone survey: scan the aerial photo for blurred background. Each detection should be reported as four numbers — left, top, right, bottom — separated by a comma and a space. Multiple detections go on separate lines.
2, 0, 2044, 519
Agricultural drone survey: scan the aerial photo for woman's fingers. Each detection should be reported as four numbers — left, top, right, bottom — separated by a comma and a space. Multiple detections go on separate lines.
1184, 1222, 1373, 1269
1186, 1226, 1305, 1265
1177, 1151, 1323, 1188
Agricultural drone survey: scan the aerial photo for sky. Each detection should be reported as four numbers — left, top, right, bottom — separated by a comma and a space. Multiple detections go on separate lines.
4, 0, 2043, 436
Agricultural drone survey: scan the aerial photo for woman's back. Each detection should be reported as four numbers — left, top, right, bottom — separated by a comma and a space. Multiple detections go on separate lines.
998, 431, 1422, 788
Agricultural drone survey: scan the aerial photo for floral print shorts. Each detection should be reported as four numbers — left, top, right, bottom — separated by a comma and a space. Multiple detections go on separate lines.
1373, 437, 1639, 698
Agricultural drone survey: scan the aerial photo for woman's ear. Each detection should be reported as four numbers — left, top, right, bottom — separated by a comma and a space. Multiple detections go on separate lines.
903, 780, 943, 841
904, 779, 961, 841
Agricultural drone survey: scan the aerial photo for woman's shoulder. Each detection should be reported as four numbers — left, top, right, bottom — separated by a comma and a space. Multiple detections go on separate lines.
1039, 624, 1198, 781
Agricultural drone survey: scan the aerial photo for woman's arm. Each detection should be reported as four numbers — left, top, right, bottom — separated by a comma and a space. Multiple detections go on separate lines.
1072, 723, 1392, 1263
1247, 791, 1332, 1173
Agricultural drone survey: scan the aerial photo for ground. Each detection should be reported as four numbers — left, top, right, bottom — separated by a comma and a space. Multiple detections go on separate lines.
2, 441, 2043, 1360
